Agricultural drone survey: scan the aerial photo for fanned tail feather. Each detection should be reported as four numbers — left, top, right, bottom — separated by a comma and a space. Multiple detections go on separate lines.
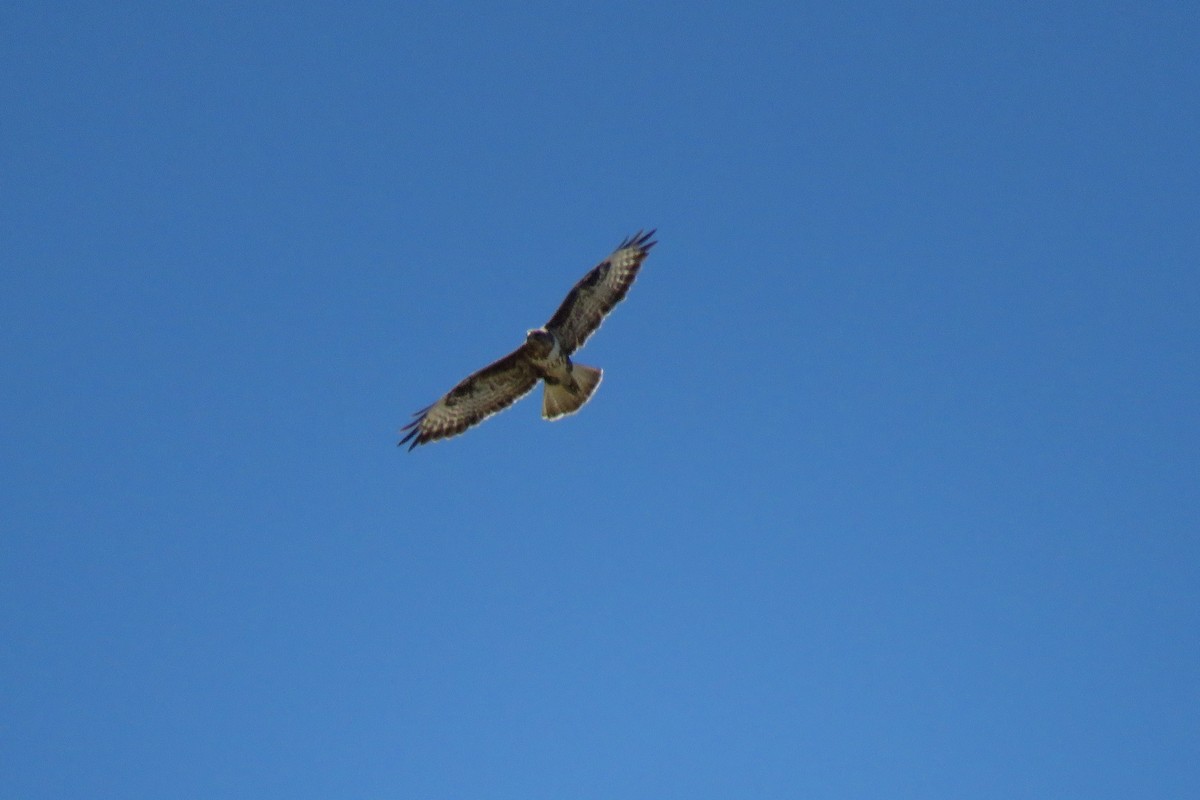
543, 364, 602, 420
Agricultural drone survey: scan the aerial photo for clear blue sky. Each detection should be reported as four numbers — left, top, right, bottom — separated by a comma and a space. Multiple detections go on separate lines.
3, 3, 1197, 797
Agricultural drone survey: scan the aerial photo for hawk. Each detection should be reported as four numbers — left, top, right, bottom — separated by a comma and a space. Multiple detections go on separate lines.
399, 230, 656, 450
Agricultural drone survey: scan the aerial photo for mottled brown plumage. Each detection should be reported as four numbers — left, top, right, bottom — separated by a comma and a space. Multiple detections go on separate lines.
399, 230, 655, 450
545, 230, 656, 354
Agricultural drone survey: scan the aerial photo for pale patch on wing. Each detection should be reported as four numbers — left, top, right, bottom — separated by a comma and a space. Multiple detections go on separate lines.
545, 229, 655, 355
399, 346, 539, 450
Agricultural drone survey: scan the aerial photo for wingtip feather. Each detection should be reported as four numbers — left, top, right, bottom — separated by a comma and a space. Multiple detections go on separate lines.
619, 228, 656, 252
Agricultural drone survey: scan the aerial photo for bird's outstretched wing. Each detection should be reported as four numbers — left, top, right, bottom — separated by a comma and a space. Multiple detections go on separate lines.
399, 345, 539, 450
545, 230, 656, 355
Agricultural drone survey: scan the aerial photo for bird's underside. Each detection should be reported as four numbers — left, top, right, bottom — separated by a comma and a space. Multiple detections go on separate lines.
399, 229, 655, 450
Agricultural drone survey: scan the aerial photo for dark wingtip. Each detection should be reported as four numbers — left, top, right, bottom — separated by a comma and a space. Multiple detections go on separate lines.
398, 426, 420, 448
401, 404, 432, 433
620, 229, 656, 252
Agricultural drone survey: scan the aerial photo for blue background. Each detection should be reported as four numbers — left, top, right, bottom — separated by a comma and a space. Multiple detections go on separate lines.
3, 3, 1197, 797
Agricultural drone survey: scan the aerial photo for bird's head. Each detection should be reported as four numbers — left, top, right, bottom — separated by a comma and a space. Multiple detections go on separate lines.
525, 328, 554, 357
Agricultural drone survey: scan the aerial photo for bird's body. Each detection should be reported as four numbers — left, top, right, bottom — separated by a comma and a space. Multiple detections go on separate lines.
524, 327, 605, 421
399, 230, 655, 450
524, 328, 567, 380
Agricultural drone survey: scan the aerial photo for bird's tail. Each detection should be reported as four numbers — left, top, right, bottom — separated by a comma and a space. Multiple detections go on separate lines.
543, 363, 603, 420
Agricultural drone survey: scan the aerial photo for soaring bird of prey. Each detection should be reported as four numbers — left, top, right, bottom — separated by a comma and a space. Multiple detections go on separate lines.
400, 230, 656, 450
